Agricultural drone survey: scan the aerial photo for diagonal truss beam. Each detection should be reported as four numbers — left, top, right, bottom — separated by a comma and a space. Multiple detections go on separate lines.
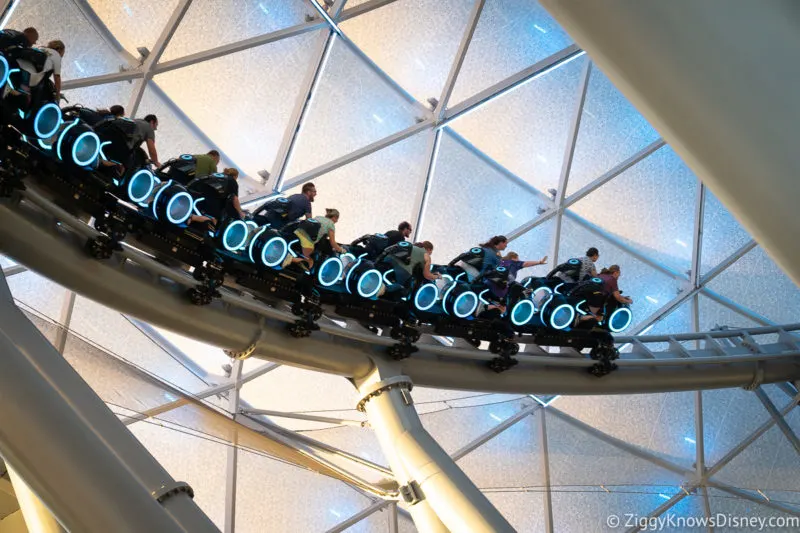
707, 480, 800, 516
706, 395, 799, 478
324, 501, 392, 533
224, 360, 243, 533
270, 29, 338, 191
550, 58, 591, 266
753, 387, 800, 455
452, 401, 539, 461
410, 130, 441, 242
539, 410, 555, 533
434, 0, 486, 121
127, 0, 194, 118
624, 489, 693, 533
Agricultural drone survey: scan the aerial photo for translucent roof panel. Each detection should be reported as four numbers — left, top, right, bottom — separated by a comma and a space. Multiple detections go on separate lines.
567, 66, 661, 195
419, 131, 549, 265
284, 35, 422, 178
7, 0, 128, 79
706, 246, 800, 325
340, 0, 474, 104
700, 188, 753, 275
452, 54, 586, 196
161, 0, 311, 63
449, 0, 573, 105
235, 448, 376, 533
154, 30, 323, 179
552, 392, 696, 469
620, 299, 692, 354
6, 270, 68, 323
568, 146, 698, 274
88, 0, 181, 57
281, 132, 430, 243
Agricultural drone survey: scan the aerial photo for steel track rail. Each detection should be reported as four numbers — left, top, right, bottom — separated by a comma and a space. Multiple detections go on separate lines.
1, 192, 799, 394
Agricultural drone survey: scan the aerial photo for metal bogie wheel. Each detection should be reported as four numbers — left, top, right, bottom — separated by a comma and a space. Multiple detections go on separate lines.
287, 322, 311, 338
488, 341, 500, 354
291, 303, 303, 317
85, 237, 113, 260
187, 287, 212, 306
505, 342, 520, 356
388, 344, 412, 361
390, 326, 403, 340
589, 347, 601, 360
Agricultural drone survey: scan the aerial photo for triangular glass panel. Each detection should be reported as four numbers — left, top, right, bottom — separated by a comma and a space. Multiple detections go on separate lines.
420, 130, 550, 265
420, 397, 535, 456
281, 133, 429, 244
69, 295, 209, 394
557, 215, 683, 330
713, 424, 800, 497
235, 448, 378, 532
697, 293, 762, 332
154, 29, 322, 180
88, 0, 181, 58
128, 420, 228, 528
161, 0, 311, 63
706, 246, 800, 326
449, 0, 574, 106
0, 254, 15, 268
506, 218, 555, 281
305, 424, 389, 471
457, 410, 543, 490
63, 80, 134, 113
6, 270, 68, 324
566, 66, 661, 196
553, 490, 703, 533
568, 146, 697, 274
545, 410, 687, 493
700, 188, 752, 275
452, 54, 586, 196
340, 0, 474, 104
284, 36, 423, 178
239, 365, 360, 431
701, 386, 772, 466
553, 392, 696, 469
707, 488, 800, 525
7, 0, 130, 79
137, 83, 261, 195
485, 492, 546, 533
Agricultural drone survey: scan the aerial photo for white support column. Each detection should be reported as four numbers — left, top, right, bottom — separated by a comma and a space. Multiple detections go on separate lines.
53, 290, 75, 355
410, 130, 442, 241
538, 410, 554, 533
0, 271, 219, 533
694, 391, 706, 481
550, 58, 592, 266
434, 0, 486, 121
355, 368, 514, 532
127, 0, 194, 118
224, 360, 243, 533
6, 464, 66, 533
270, 30, 337, 192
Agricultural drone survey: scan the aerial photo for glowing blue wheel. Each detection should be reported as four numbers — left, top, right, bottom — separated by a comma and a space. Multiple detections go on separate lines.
608, 307, 633, 333
453, 291, 478, 318
357, 269, 383, 298
127, 169, 155, 203
414, 283, 438, 312
549, 303, 575, 330
510, 299, 536, 326
0, 55, 8, 88
222, 220, 249, 252
317, 257, 343, 287
33, 103, 61, 139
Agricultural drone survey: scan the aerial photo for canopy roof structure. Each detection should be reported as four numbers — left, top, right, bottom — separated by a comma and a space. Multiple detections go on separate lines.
1, 0, 799, 532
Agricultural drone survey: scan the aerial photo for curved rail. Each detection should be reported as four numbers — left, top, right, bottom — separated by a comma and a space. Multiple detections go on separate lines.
1, 190, 799, 394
